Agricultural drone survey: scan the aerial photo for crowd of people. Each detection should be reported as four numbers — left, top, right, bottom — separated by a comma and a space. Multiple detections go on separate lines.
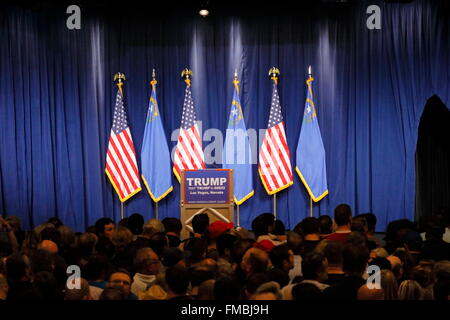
0, 204, 449, 300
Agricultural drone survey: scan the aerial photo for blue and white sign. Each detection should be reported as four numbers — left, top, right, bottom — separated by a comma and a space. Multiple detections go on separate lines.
184, 170, 231, 204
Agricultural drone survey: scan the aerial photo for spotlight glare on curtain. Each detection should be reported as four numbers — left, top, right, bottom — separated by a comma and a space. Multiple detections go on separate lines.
199, 9, 209, 17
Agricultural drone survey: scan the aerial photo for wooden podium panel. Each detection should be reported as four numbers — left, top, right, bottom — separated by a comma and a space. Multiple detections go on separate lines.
180, 169, 234, 240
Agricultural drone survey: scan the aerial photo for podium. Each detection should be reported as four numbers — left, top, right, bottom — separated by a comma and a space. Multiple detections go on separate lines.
180, 169, 234, 240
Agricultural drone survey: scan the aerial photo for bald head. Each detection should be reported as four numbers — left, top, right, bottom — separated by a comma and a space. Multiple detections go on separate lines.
387, 255, 402, 268
357, 284, 384, 300
241, 248, 269, 275
38, 240, 59, 255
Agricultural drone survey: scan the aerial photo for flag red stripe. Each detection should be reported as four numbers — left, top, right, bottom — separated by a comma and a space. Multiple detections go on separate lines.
174, 147, 189, 174
105, 164, 125, 199
116, 131, 139, 178
259, 146, 281, 190
110, 137, 138, 190
178, 132, 199, 169
186, 127, 205, 168
269, 126, 292, 180
264, 133, 288, 186
123, 129, 137, 156
107, 148, 131, 195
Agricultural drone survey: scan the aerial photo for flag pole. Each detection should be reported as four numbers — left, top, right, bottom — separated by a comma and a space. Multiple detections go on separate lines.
237, 204, 240, 227
273, 193, 277, 220
114, 72, 127, 221
234, 69, 240, 227
155, 201, 159, 220
308, 65, 313, 218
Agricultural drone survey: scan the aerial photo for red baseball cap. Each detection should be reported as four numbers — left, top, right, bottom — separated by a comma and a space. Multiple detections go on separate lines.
253, 239, 275, 253
208, 221, 234, 239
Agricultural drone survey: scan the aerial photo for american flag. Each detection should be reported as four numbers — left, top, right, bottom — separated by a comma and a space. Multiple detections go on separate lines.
105, 87, 141, 202
173, 81, 205, 181
258, 81, 293, 194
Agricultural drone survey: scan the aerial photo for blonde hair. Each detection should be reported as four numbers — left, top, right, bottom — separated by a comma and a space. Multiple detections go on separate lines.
398, 280, 424, 300
380, 269, 398, 300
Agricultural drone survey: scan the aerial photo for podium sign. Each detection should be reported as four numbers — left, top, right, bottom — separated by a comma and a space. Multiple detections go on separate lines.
180, 169, 234, 239
184, 170, 231, 204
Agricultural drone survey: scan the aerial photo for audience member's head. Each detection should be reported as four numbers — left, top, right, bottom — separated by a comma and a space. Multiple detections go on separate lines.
99, 286, 127, 300
162, 217, 182, 236
58, 225, 76, 250
134, 247, 160, 275
245, 273, 270, 299
214, 276, 241, 300
64, 278, 91, 300
342, 244, 369, 277
362, 213, 377, 233
347, 231, 367, 247
269, 243, 294, 272
192, 214, 210, 235
302, 252, 328, 282
273, 220, 286, 236
369, 257, 392, 271
33, 271, 61, 300
252, 213, 275, 237
380, 269, 398, 300
6, 253, 32, 282
108, 269, 132, 298
241, 248, 270, 275
165, 265, 190, 297
127, 213, 144, 236
197, 279, 216, 300
433, 260, 450, 300
161, 247, 187, 268
78, 232, 98, 258
216, 233, 237, 260
184, 237, 208, 265
334, 204, 352, 227
357, 284, 384, 300
251, 281, 282, 300
287, 231, 304, 256
47, 217, 63, 229
37, 239, 59, 256
351, 216, 368, 234
318, 215, 333, 235
148, 232, 168, 257
0, 274, 8, 300
111, 226, 133, 248
397, 280, 424, 300
292, 282, 323, 301
95, 218, 115, 239
267, 267, 290, 288
143, 219, 165, 237
231, 239, 255, 265
296, 217, 320, 238
208, 221, 233, 240
322, 240, 343, 267
39, 227, 61, 248
84, 254, 108, 282
30, 249, 54, 274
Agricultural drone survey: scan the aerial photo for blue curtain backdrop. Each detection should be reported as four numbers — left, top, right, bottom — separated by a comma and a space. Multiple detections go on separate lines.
1, 0, 449, 232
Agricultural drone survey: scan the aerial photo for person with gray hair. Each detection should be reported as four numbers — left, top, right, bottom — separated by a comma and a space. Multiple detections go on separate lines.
251, 281, 283, 300
142, 219, 165, 237
64, 278, 92, 300
131, 247, 161, 297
